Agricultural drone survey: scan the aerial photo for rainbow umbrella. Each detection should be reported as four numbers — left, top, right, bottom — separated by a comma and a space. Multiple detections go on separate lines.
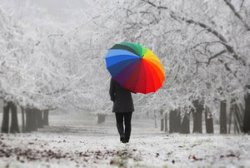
105, 42, 165, 94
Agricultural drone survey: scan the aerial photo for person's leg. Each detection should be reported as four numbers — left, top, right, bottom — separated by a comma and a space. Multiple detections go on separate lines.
115, 113, 125, 141
124, 112, 132, 143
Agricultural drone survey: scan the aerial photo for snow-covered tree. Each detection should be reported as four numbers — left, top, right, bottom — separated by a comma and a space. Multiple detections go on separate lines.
115, 0, 250, 119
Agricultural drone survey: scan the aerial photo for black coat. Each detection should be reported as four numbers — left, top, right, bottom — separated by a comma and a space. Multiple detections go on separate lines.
109, 78, 134, 113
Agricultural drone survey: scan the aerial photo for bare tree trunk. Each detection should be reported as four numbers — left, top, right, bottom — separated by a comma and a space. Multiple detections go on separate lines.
243, 93, 250, 133
25, 108, 32, 132
160, 110, 164, 131
234, 119, 237, 133
1, 101, 19, 133
1, 101, 9, 133
169, 109, 181, 133
220, 100, 227, 134
36, 109, 43, 128
146, 111, 149, 119
160, 119, 164, 131
43, 110, 49, 126
230, 98, 243, 134
21, 107, 25, 132
97, 114, 106, 124
192, 100, 203, 133
10, 102, 19, 133
25, 108, 37, 132
234, 104, 243, 133
205, 107, 214, 134
164, 113, 168, 132
228, 106, 232, 134
180, 113, 190, 134
154, 111, 157, 128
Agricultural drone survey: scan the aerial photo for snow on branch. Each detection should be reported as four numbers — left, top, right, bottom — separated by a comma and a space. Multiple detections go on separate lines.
223, 0, 250, 31
207, 50, 227, 65
141, 0, 247, 67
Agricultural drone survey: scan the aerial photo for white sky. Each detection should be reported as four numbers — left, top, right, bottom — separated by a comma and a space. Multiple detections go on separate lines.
0, 0, 91, 23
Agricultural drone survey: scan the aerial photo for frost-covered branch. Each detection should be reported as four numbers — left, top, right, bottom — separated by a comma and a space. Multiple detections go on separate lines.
223, 0, 250, 31
141, 0, 247, 67
207, 50, 227, 65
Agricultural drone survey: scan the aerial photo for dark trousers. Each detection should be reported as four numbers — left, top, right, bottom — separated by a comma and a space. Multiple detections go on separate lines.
115, 112, 132, 140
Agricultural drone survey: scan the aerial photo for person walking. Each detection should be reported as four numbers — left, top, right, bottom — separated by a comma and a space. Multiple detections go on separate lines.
109, 78, 134, 143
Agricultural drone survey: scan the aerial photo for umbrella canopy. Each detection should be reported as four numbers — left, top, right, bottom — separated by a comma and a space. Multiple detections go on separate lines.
105, 42, 165, 94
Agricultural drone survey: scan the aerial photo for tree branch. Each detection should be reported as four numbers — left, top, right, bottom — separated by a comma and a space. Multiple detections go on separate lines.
223, 0, 250, 31
171, 15, 246, 66
141, 0, 247, 66
190, 41, 222, 50
218, 59, 237, 79
240, 0, 245, 10
207, 50, 227, 65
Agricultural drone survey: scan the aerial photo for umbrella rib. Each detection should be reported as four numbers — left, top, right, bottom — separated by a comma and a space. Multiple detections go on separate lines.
147, 61, 161, 92
115, 60, 140, 88
135, 60, 146, 93
106, 49, 139, 58
106, 56, 139, 68
144, 56, 164, 74
146, 59, 165, 82
109, 59, 139, 78
142, 61, 148, 94
131, 61, 142, 92
143, 60, 156, 93
120, 42, 141, 56
110, 45, 137, 55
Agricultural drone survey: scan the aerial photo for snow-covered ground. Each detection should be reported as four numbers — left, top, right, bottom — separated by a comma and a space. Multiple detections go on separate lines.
0, 114, 250, 168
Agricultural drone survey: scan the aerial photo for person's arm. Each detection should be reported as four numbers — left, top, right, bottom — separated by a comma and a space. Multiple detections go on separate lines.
109, 78, 115, 102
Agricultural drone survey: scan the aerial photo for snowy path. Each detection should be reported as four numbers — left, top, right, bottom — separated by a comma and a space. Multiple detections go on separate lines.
0, 114, 250, 167
0, 133, 250, 168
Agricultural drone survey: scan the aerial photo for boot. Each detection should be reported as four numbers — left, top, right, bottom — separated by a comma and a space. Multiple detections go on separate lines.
120, 135, 125, 143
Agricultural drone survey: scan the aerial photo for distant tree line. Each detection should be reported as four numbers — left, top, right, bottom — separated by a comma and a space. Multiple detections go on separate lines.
1, 99, 50, 133
160, 93, 250, 134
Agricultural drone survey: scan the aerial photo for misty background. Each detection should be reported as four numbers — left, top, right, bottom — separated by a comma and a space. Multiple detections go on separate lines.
0, 0, 250, 167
